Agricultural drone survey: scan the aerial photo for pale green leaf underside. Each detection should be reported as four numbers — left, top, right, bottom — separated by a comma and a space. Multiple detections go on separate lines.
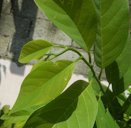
95, 0, 129, 67
19, 40, 53, 63
7, 60, 75, 125
96, 99, 120, 128
35, 0, 97, 51
24, 80, 98, 128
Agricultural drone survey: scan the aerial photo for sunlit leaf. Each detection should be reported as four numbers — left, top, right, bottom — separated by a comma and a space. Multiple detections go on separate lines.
35, 0, 97, 51
96, 99, 120, 128
24, 80, 98, 128
5, 60, 75, 126
19, 40, 53, 63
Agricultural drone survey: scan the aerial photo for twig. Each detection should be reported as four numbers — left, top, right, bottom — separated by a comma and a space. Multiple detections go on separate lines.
67, 47, 105, 94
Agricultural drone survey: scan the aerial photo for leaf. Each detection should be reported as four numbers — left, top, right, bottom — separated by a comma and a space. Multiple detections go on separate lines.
6, 60, 75, 126
96, 99, 120, 128
19, 40, 53, 63
24, 80, 98, 128
35, 0, 97, 51
123, 66, 131, 87
115, 35, 131, 88
116, 35, 131, 78
94, 0, 130, 67
101, 89, 123, 120
105, 62, 125, 95
105, 35, 131, 94
90, 78, 101, 95
122, 94, 131, 116
0, 105, 11, 127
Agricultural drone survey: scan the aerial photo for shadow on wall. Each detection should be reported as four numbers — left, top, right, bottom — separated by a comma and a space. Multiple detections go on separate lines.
0, 0, 38, 76
0, 59, 32, 108
0, 62, 25, 84
0, 0, 37, 76
10, 0, 38, 75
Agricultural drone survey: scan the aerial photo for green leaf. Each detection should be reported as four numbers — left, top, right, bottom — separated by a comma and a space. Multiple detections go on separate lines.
96, 99, 120, 128
6, 60, 75, 126
122, 94, 131, 116
0, 106, 10, 127
90, 78, 101, 95
105, 35, 131, 94
24, 80, 98, 128
115, 35, 131, 88
123, 66, 131, 87
94, 0, 130, 67
105, 62, 125, 95
125, 104, 131, 116
19, 40, 53, 63
117, 93, 127, 106
116, 35, 131, 78
35, 0, 97, 51
101, 89, 123, 120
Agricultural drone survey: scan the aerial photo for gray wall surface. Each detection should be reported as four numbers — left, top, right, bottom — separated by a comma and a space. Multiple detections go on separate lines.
0, 0, 131, 76
0, 0, 74, 60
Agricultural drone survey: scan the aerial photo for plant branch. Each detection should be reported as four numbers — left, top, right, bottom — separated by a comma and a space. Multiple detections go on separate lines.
82, 57, 105, 94
87, 52, 92, 63
98, 69, 103, 80
49, 48, 68, 60
51, 45, 105, 93
67, 47, 105, 94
